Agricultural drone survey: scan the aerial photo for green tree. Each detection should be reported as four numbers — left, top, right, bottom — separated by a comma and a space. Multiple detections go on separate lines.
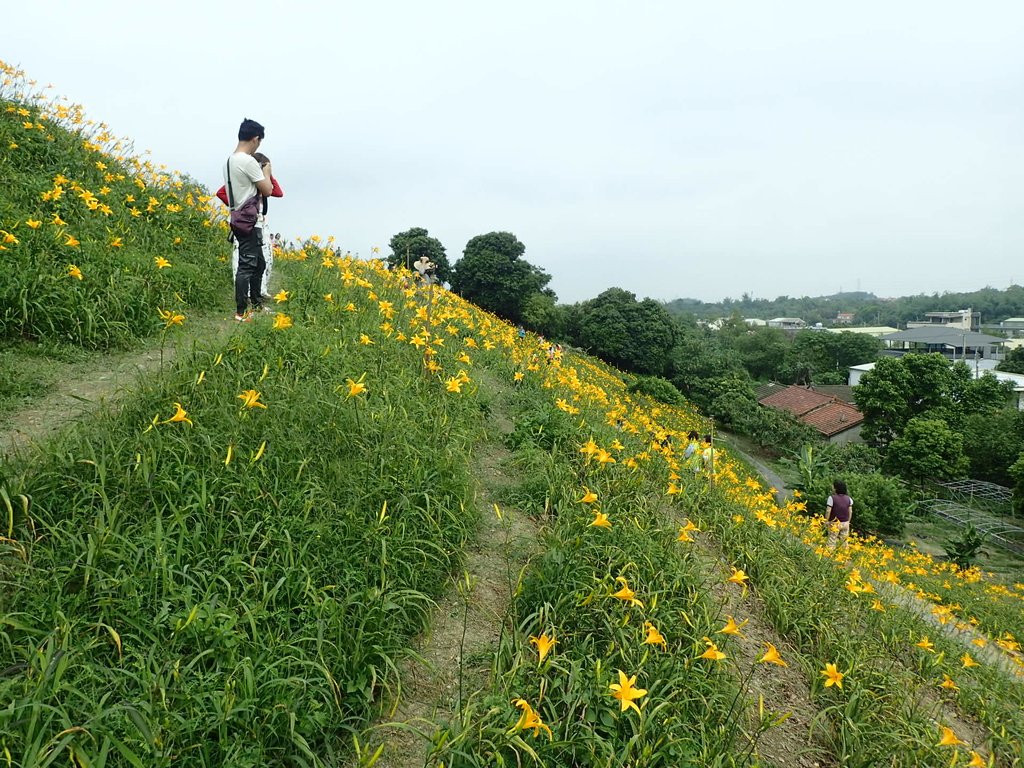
722, 323, 789, 381
854, 354, 952, 447
884, 416, 969, 487
449, 232, 552, 324
571, 288, 678, 376
520, 292, 567, 339
848, 473, 910, 536
667, 323, 742, 403
1008, 451, 1024, 512
386, 227, 452, 284
780, 331, 882, 385
997, 347, 1024, 375
962, 409, 1024, 485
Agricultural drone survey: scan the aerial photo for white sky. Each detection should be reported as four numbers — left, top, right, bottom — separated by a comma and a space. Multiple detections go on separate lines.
5, 1, 1023, 304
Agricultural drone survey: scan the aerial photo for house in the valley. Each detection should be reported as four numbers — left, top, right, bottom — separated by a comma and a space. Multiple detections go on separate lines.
755, 383, 864, 444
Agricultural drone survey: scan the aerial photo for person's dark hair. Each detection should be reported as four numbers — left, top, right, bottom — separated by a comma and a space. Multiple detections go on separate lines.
833, 480, 848, 495
687, 430, 699, 440
703, 435, 712, 443
238, 118, 265, 141
253, 152, 270, 167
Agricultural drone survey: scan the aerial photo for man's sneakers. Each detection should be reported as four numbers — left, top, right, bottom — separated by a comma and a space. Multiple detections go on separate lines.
234, 306, 272, 322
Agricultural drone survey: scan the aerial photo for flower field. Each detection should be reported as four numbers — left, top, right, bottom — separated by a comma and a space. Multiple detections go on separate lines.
0, 61, 226, 349
1, 66, 1024, 767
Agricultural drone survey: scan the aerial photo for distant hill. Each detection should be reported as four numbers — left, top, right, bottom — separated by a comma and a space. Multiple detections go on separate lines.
665, 286, 1024, 328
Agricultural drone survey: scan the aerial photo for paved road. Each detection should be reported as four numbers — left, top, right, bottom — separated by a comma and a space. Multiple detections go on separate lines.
716, 431, 791, 505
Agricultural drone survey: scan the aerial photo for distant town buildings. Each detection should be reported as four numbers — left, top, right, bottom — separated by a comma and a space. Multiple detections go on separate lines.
906, 308, 980, 333
766, 317, 806, 331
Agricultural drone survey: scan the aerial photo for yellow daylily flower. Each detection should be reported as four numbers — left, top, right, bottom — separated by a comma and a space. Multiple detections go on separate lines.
718, 616, 748, 636
162, 402, 192, 426
345, 377, 367, 398
939, 674, 959, 691
937, 726, 966, 747
511, 699, 552, 739
273, 313, 293, 330
579, 489, 598, 504
67, 264, 83, 280
727, 568, 748, 586
610, 576, 643, 608
758, 643, 788, 667
154, 256, 171, 268
529, 633, 556, 662
820, 663, 844, 689
274, 290, 289, 303
608, 670, 647, 714
698, 637, 727, 661
237, 389, 267, 409
643, 621, 667, 649
915, 636, 935, 653
160, 310, 185, 328
961, 653, 979, 668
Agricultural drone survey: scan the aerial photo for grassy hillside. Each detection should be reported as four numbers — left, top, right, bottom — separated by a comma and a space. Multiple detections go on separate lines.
0, 245, 1021, 766
0, 60, 228, 350
0, 65, 1023, 768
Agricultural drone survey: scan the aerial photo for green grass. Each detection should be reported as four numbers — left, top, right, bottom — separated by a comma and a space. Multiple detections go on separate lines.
0, 61, 229, 349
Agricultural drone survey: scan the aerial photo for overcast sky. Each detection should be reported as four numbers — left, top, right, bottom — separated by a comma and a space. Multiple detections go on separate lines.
6, 1, 1023, 304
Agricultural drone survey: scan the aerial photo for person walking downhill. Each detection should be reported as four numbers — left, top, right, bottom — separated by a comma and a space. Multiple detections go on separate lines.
224, 118, 273, 321
825, 480, 854, 547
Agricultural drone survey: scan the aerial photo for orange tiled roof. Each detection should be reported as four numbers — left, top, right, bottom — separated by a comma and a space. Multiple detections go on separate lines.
800, 401, 864, 437
759, 387, 832, 417
758, 385, 864, 437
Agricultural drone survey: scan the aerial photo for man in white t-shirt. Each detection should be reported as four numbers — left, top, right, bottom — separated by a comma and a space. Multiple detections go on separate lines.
224, 118, 273, 320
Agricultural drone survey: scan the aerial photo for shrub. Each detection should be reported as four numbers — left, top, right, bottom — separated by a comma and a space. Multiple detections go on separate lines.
626, 375, 684, 405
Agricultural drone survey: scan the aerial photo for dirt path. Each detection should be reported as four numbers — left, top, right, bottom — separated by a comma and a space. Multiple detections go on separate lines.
673, 508, 835, 768
362, 378, 540, 768
0, 315, 232, 459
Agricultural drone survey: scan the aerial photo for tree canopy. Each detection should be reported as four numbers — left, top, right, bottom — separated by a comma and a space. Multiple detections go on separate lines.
569, 288, 678, 377
885, 416, 969, 486
386, 227, 452, 284
854, 354, 1013, 447
449, 232, 552, 324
